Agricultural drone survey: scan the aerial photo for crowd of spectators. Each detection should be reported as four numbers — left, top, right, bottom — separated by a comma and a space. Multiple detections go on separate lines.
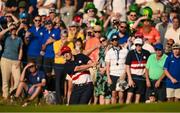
0, 0, 180, 106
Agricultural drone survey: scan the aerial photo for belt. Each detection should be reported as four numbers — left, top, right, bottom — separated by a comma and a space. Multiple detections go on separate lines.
73, 82, 93, 87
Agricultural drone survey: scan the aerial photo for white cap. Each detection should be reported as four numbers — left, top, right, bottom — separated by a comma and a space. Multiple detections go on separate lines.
134, 38, 143, 45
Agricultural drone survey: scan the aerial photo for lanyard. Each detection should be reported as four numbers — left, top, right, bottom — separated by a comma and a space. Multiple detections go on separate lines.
113, 47, 120, 65
134, 50, 143, 65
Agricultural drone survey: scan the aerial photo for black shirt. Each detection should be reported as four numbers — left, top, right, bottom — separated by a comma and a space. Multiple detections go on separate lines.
64, 54, 91, 75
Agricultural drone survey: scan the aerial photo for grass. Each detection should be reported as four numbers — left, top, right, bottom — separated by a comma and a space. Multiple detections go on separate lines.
0, 101, 180, 112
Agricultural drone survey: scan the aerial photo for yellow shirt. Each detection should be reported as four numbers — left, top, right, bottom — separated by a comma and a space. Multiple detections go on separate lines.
68, 31, 85, 42
53, 40, 74, 64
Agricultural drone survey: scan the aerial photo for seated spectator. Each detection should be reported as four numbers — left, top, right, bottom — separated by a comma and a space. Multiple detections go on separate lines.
12, 61, 46, 107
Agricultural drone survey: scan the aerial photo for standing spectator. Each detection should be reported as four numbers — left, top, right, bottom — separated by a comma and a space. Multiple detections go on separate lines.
93, 0, 106, 12
37, 0, 56, 16
62, 46, 96, 105
25, 15, 44, 67
94, 37, 111, 105
125, 38, 150, 104
164, 43, 180, 102
165, 0, 180, 16
0, 24, 23, 99
85, 25, 101, 83
41, 20, 60, 89
112, 0, 126, 21
155, 12, 172, 46
83, 2, 99, 28
117, 22, 129, 47
106, 34, 128, 104
165, 17, 180, 45
145, 0, 164, 21
145, 43, 167, 102
53, 29, 74, 104
60, 0, 76, 27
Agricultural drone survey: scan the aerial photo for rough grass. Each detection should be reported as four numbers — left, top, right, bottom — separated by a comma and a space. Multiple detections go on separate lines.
0, 101, 180, 112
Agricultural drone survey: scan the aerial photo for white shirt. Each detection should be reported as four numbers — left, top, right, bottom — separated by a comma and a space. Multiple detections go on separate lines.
105, 47, 128, 77
37, 0, 56, 16
112, 0, 126, 21
165, 27, 180, 44
94, 0, 106, 11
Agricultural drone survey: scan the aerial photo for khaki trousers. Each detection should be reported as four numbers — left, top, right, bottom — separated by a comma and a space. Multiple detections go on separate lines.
1, 57, 21, 98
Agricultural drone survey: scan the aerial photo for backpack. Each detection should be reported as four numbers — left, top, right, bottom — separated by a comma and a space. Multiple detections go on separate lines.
44, 91, 56, 105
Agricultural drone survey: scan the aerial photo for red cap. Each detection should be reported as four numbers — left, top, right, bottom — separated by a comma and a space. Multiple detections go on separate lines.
60, 46, 71, 55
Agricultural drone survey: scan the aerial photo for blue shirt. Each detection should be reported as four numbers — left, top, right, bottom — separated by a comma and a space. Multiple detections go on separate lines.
42, 28, 60, 58
164, 55, 180, 89
27, 26, 45, 57
2, 36, 23, 60
27, 71, 46, 85
117, 32, 129, 44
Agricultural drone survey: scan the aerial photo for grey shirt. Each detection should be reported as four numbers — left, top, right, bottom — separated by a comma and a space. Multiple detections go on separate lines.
2, 35, 23, 60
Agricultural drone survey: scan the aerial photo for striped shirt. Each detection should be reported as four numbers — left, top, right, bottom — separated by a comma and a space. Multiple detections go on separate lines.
125, 49, 150, 76
64, 54, 92, 84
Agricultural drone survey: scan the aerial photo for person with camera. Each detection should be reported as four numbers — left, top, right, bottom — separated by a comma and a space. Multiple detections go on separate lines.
0, 24, 23, 100
13, 61, 46, 107
105, 34, 128, 104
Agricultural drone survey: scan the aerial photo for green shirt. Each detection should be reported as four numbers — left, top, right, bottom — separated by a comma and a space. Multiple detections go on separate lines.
146, 54, 167, 80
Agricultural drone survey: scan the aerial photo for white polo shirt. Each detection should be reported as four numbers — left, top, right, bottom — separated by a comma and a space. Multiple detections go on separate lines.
165, 27, 180, 44
105, 47, 128, 77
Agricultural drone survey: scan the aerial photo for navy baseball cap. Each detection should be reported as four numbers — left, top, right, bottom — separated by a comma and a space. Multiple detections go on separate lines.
154, 43, 163, 50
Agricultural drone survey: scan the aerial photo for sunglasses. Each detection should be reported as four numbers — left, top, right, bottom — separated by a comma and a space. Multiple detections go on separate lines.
94, 31, 101, 33
120, 26, 127, 29
35, 19, 41, 22
155, 48, 163, 51
135, 44, 143, 47
130, 14, 137, 17
100, 39, 106, 43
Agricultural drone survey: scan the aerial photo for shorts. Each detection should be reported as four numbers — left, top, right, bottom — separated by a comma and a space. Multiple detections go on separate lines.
127, 75, 146, 94
27, 84, 36, 95
166, 88, 180, 98
43, 58, 54, 74
110, 75, 119, 91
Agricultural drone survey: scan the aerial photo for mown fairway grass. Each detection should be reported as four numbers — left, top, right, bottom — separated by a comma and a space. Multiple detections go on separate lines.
0, 102, 180, 112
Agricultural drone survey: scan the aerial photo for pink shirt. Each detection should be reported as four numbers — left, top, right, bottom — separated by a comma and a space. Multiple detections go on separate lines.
138, 27, 160, 44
